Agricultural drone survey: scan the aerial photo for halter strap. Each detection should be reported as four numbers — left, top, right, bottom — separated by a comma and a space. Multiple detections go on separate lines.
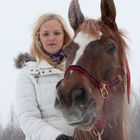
65, 65, 126, 100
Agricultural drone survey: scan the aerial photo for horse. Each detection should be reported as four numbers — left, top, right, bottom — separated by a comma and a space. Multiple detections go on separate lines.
55, 0, 132, 139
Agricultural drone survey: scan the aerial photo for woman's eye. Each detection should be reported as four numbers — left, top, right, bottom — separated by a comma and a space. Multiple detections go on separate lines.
54, 32, 61, 35
41, 33, 49, 36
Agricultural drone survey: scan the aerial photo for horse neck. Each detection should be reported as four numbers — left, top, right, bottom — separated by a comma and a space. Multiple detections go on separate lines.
102, 88, 131, 140
103, 115, 124, 140
102, 94, 123, 140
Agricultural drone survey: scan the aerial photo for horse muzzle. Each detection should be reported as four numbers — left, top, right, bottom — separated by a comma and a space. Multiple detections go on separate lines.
55, 88, 97, 130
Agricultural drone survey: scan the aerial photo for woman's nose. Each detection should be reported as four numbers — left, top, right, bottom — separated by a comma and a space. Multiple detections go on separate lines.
48, 34, 55, 41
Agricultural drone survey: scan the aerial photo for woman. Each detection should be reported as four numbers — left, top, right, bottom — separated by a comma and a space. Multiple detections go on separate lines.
15, 13, 74, 140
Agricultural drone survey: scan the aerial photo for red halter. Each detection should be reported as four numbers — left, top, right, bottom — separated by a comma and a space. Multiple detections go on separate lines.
64, 64, 130, 103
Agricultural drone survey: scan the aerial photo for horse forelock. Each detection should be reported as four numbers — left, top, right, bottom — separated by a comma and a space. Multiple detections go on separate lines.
79, 19, 102, 37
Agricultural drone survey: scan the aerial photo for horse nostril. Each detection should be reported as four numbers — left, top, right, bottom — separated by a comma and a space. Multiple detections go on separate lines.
72, 88, 88, 106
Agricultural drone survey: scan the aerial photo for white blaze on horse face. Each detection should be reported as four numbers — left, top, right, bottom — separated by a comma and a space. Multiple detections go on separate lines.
72, 32, 102, 65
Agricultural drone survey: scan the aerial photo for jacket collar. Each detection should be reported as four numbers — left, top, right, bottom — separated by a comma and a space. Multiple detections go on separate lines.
38, 60, 53, 69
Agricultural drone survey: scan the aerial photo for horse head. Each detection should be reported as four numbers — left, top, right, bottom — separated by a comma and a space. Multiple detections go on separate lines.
55, 0, 130, 139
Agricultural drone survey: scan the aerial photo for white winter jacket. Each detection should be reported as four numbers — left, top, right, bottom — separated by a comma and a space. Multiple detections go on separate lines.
15, 60, 74, 140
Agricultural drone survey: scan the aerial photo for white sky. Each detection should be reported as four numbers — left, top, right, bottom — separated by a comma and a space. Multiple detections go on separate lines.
0, 0, 140, 120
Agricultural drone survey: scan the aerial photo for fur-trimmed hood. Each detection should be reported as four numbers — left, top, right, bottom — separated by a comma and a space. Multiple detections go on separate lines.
14, 53, 36, 69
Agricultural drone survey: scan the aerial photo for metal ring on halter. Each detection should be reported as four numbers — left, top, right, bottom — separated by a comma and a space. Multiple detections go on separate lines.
93, 129, 104, 136
93, 129, 104, 140
100, 84, 109, 99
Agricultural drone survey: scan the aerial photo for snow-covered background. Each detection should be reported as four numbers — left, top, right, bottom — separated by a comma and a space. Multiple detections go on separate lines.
0, 0, 139, 124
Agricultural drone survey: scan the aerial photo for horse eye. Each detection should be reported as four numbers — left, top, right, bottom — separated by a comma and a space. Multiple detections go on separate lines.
106, 45, 116, 54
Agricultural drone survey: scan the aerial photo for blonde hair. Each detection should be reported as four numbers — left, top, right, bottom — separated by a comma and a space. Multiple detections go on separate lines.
30, 13, 72, 64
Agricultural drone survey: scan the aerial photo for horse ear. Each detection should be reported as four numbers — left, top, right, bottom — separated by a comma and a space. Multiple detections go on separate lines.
68, 0, 85, 32
101, 0, 117, 28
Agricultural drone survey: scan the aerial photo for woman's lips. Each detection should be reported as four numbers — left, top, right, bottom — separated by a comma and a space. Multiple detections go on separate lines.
47, 44, 56, 48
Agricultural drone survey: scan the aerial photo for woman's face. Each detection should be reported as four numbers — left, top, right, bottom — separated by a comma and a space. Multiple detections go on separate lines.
39, 19, 64, 54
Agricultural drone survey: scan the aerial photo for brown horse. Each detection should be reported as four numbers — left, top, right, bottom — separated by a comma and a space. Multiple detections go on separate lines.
55, 0, 131, 139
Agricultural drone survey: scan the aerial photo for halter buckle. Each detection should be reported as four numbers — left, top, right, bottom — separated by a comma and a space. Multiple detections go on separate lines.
100, 84, 109, 99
